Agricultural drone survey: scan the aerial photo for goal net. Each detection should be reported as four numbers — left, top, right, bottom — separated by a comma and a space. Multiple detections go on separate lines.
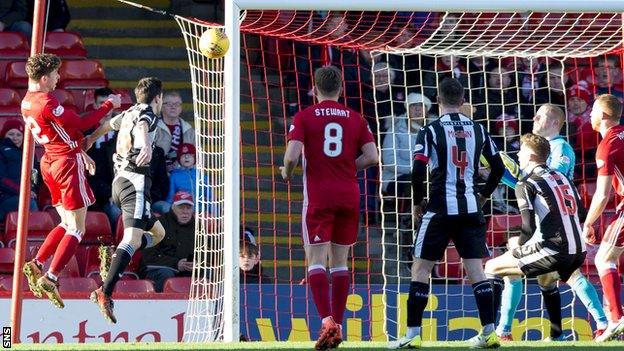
175, 5, 624, 343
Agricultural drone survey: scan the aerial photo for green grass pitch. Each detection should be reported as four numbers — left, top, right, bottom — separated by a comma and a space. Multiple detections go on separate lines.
7, 341, 624, 350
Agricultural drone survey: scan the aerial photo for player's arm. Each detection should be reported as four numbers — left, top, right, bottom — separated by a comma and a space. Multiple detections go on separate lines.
480, 129, 505, 200
356, 142, 379, 171
583, 175, 613, 231
134, 120, 153, 167
280, 140, 303, 181
46, 95, 120, 131
411, 127, 431, 205
83, 111, 124, 151
514, 181, 537, 246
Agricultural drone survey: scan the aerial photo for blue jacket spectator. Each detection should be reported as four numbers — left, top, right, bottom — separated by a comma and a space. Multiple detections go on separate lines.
0, 120, 38, 220
166, 143, 196, 203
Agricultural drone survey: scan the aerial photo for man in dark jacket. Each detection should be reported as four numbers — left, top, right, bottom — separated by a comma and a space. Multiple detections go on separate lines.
0, 0, 31, 38
140, 191, 195, 292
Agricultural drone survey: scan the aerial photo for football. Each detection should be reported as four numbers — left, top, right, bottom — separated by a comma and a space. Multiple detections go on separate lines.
199, 28, 229, 59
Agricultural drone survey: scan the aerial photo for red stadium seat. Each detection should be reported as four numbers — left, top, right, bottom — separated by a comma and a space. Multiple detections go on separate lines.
487, 214, 522, 247
0, 88, 21, 116
84, 88, 134, 112
0, 32, 29, 58
114, 279, 155, 293
4, 211, 56, 247
0, 248, 16, 274
42, 255, 80, 278
84, 245, 140, 279
58, 60, 108, 90
59, 277, 98, 293
4, 61, 28, 89
0, 274, 30, 292
44, 32, 87, 59
50, 88, 80, 114
82, 211, 114, 244
436, 246, 463, 281
163, 277, 192, 294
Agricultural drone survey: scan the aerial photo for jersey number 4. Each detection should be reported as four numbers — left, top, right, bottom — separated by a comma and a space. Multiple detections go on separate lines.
451, 145, 468, 179
323, 122, 343, 157
553, 184, 577, 215
24, 116, 50, 144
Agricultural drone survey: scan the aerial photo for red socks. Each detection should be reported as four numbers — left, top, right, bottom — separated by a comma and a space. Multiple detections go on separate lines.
331, 268, 350, 325
48, 230, 82, 277
600, 268, 623, 322
35, 225, 67, 265
308, 266, 331, 319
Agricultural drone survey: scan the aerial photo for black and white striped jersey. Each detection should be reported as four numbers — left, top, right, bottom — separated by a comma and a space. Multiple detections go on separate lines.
413, 113, 499, 215
515, 165, 586, 255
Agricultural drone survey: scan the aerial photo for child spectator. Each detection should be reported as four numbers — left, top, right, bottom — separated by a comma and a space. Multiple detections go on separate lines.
166, 143, 197, 206
567, 82, 599, 151
0, 120, 38, 220
240, 227, 270, 284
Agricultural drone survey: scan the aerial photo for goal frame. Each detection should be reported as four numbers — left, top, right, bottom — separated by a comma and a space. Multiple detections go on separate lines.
223, 0, 624, 342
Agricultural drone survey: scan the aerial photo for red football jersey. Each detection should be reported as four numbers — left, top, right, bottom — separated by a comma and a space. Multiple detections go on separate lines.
21, 91, 113, 156
287, 100, 375, 206
596, 125, 624, 209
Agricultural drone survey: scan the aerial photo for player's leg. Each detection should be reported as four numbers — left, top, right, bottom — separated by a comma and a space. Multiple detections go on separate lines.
536, 272, 564, 341
455, 213, 500, 348
391, 212, 446, 349
302, 203, 336, 350
565, 268, 608, 337
496, 236, 523, 339
23, 157, 65, 298
594, 220, 624, 341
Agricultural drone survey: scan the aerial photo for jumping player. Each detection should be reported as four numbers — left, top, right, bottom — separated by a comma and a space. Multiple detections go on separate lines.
87, 77, 166, 323
21, 53, 121, 308
582, 94, 624, 341
281, 65, 378, 350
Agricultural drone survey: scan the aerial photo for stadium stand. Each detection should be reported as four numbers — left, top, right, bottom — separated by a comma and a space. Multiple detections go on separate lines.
0, 88, 21, 117
114, 279, 156, 294
44, 32, 88, 59
3, 211, 56, 247
162, 277, 192, 294
58, 277, 98, 293
0, 248, 15, 274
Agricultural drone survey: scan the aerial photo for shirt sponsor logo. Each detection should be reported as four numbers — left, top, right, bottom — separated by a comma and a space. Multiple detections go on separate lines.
52, 105, 64, 117
561, 155, 570, 164
447, 130, 473, 139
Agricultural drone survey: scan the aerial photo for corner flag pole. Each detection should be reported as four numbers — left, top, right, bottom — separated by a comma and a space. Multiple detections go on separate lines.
10, 0, 47, 344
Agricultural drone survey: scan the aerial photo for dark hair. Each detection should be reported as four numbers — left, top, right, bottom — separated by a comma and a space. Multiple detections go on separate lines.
240, 241, 259, 257
314, 65, 343, 97
94, 87, 114, 100
521, 133, 551, 163
437, 77, 464, 107
134, 77, 162, 104
25, 53, 61, 81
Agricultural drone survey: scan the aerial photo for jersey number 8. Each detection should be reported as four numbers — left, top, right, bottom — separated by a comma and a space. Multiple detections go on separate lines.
323, 122, 343, 157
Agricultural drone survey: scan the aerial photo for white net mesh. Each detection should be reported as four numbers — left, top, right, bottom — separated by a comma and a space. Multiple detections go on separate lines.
175, 17, 226, 342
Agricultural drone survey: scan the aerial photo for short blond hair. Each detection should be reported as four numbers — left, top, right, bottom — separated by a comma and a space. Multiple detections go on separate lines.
594, 94, 623, 122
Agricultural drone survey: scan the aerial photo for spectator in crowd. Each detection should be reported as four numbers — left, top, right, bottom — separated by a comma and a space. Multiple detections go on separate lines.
363, 61, 405, 136
165, 143, 197, 210
0, 0, 31, 38
467, 57, 492, 117
481, 66, 519, 130
493, 114, 521, 155
591, 56, 624, 103
27, 0, 70, 32
240, 227, 270, 284
436, 55, 468, 89
140, 191, 195, 292
154, 91, 196, 173
0, 120, 39, 221
381, 93, 431, 265
86, 87, 121, 228
567, 82, 599, 153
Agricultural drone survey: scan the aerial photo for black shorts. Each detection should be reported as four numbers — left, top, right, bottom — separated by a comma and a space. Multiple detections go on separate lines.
112, 170, 157, 230
412, 211, 489, 261
513, 242, 586, 282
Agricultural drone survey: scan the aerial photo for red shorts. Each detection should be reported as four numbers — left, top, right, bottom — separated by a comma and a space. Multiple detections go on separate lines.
602, 210, 624, 247
40, 152, 95, 211
302, 203, 359, 246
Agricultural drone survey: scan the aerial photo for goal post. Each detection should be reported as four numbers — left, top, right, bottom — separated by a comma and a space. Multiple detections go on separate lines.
181, 0, 624, 343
